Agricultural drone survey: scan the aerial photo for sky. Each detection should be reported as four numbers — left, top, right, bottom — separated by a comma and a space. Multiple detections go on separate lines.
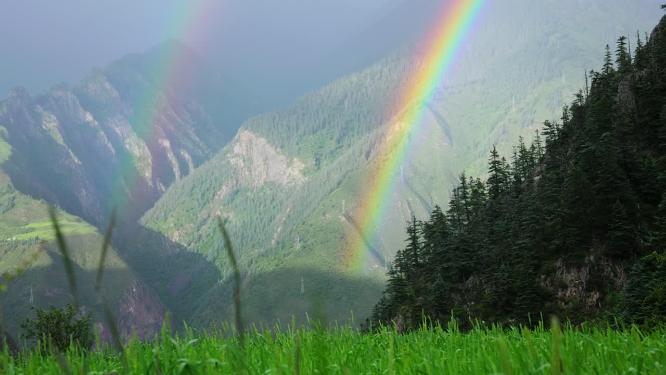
0, 0, 400, 98
0, 0, 663, 105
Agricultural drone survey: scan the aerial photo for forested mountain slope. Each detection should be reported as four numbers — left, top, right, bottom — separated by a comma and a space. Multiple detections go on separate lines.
144, 1, 661, 326
371, 13, 666, 329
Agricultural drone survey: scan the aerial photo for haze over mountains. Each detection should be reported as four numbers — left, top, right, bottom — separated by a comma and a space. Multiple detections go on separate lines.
0, 0, 662, 339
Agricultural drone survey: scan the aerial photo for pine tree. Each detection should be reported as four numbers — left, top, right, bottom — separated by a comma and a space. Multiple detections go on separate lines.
635, 31, 646, 70
487, 146, 507, 200
608, 199, 638, 258
405, 216, 422, 272
459, 173, 472, 223
647, 193, 666, 251
533, 130, 544, 161
542, 120, 560, 146
603, 44, 615, 75
616, 36, 632, 73
469, 178, 487, 218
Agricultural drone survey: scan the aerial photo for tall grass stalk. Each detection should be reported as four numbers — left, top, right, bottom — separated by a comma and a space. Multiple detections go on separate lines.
217, 217, 243, 343
48, 207, 79, 308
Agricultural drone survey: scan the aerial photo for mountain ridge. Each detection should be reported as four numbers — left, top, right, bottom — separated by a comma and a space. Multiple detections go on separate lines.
144, 1, 662, 326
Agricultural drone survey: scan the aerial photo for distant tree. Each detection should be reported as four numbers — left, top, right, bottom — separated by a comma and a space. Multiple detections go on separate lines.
616, 36, 632, 73
532, 130, 544, 161
487, 146, 507, 200
603, 45, 615, 75
21, 304, 92, 351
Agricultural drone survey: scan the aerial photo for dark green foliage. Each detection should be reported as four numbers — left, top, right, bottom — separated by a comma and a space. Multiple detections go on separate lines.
624, 251, 666, 327
0, 329, 16, 355
21, 304, 92, 351
371, 14, 666, 329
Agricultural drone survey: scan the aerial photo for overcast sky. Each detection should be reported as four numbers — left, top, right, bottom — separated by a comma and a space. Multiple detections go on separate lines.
0, 0, 662, 102
0, 0, 399, 97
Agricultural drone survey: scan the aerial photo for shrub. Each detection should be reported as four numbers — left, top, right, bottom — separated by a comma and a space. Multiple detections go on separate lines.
21, 304, 93, 351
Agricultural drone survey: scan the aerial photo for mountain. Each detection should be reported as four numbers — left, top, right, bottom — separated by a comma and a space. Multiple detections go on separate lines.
371, 13, 666, 329
0, 129, 164, 342
0, 42, 235, 342
0, 41, 240, 226
143, 1, 662, 327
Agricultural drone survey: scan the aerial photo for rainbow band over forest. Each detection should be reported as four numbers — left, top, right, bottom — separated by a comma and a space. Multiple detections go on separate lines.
344, 0, 485, 271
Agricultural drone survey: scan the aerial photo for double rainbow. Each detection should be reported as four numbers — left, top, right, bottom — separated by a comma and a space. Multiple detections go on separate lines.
343, 0, 485, 271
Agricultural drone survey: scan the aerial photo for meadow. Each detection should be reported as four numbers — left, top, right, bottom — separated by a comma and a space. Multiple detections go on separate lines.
1, 321, 666, 374
2, 211, 665, 374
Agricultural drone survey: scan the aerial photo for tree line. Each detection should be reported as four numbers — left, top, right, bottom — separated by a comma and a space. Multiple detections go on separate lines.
370, 13, 666, 330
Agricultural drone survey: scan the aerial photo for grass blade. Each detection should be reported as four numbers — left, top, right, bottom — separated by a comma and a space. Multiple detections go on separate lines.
48, 206, 79, 308
101, 299, 128, 373
550, 316, 563, 374
54, 351, 73, 375
217, 217, 243, 344
95, 209, 116, 292
294, 333, 301, 375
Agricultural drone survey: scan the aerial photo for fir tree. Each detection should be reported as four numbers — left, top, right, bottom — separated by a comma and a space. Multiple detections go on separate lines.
616, 36, 632, 73
603, 44, 614, 75
487, 146, 507, 200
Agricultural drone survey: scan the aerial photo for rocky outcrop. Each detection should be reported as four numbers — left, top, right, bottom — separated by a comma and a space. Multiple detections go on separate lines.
229, 130, 306, 188
213, 130, 306, 202
115, 281, 166, 340
541, 255, 627, 315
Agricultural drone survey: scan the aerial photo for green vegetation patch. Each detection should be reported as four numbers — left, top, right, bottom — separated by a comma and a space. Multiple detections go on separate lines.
2, 325, 666, 374
10, 219, 95, 241
0, 126, 10, 165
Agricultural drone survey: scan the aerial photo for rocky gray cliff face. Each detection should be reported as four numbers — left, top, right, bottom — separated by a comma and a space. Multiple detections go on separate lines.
0, 45, 227, 226
115, 280, 166, 340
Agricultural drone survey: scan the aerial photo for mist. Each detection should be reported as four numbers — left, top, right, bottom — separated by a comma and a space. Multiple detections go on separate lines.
0, 0, 400, 99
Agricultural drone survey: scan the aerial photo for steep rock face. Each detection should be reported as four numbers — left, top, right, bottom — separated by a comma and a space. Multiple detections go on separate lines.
115, 280, 166, 340
226, 130, 305, 191
541, 256, 627, 315
0, 45, 226, 226
143, 129, 308, 251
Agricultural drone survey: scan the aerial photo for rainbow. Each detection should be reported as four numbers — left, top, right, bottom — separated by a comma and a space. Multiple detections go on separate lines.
343, 0, 485, 271
108, 0, 222, 215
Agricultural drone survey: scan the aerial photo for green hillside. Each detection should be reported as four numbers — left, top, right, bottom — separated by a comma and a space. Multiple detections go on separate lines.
143, 1, 661, 327
372, 11, 666, 329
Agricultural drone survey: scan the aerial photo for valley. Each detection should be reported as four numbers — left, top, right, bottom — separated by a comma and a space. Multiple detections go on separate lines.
0, 0, 661, 343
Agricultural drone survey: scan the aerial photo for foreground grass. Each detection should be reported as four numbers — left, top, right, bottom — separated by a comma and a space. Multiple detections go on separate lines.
2, 323, 665, 374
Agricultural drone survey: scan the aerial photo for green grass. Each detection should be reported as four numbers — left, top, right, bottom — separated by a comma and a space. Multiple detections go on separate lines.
2, 324, 666, 374
9, 220, 94, 241
0, 133, 11, 165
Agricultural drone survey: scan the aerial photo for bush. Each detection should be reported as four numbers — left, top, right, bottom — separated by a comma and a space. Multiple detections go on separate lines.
21, 304, 93, 351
